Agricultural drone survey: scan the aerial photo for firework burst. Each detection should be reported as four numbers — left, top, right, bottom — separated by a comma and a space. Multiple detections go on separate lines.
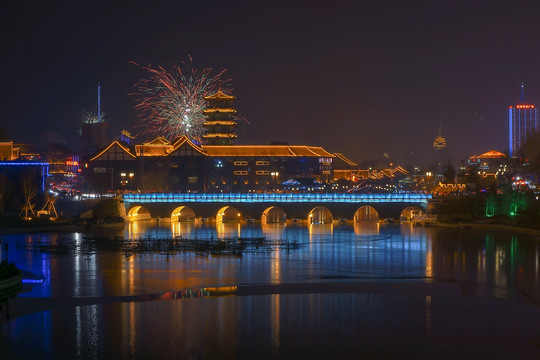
81, 109, 105, 124
131, 59, 229, 142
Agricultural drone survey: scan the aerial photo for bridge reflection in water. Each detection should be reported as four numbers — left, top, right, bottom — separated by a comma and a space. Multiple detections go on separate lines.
4, 221, 540, 358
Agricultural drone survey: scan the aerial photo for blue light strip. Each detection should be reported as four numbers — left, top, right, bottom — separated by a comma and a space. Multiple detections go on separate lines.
124, 192, 432, 205
0, 162, 50, 192
0, 162, 50, 166
509, 108, 513, 157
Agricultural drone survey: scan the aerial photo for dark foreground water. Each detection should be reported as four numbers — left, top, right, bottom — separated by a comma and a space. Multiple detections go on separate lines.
2, 222, 540, 359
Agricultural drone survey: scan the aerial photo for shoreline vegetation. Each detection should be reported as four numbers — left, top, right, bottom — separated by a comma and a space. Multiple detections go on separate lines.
0, 216, 125, 235
426, 220, 540, 236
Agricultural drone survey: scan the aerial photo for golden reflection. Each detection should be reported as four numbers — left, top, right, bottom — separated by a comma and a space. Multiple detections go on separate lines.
308, 224, 333, 236
425, 237, 433, 278
216, 222, 241, 238
271, 254, 281, 284
129, 301, 136, 357
399, 222, 421, 238
171, 221, 195, 238
261, 223, 287, 238
353, 222, 379, 235
308, 224, 333, 251
308, 224, 334, 242
127, 221, 139, 238
271, 294, 281, 350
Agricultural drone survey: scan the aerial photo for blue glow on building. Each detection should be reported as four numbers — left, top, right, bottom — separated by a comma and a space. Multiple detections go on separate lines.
0, 161, 50, 192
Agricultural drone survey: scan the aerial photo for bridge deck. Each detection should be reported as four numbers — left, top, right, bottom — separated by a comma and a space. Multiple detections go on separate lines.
124, 192, 431, 204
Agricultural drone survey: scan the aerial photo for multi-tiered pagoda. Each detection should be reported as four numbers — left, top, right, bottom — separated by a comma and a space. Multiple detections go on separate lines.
202, 90, 238, 145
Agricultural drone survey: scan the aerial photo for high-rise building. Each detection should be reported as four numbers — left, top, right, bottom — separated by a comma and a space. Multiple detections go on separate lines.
509, 84, 538, 157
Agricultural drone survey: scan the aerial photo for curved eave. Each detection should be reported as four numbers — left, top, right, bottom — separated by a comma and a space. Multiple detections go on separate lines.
203, 121, 237, 126
90, 140, 136, 161
167, 136, 207, 156
203, 108, 237, 114
204, 90, 236, 100
202, 133, 238, 138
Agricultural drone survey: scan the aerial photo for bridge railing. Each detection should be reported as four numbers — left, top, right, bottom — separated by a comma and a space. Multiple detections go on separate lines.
123, 192, 432, 204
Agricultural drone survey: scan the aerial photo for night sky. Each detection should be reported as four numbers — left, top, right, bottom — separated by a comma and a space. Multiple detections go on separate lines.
2, 1, 540, 167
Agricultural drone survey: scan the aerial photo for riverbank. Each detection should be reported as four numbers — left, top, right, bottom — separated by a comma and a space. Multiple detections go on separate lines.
0, 216, 125, 235
426, 221, 540, 236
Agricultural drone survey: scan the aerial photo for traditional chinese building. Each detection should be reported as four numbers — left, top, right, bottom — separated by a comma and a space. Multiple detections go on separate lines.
202, 90, 238, 145
85, 136, 337, 192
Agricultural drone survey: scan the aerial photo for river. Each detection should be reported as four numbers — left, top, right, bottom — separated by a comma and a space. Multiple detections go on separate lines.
1, 221, 540, 359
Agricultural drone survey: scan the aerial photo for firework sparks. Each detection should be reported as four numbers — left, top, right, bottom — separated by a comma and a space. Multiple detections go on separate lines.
81, 109, 105, 124
131, 59, 229, 141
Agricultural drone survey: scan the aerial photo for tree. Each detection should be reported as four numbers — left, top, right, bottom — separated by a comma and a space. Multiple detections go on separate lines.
442, 158, 456, 184
20, 170, 37, 219
0, 173, 10, 215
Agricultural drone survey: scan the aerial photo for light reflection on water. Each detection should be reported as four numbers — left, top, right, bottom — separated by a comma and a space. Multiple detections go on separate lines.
2, 222, 540, 358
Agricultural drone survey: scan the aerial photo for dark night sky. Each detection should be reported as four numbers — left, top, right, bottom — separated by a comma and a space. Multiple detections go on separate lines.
2, 0, 540, 167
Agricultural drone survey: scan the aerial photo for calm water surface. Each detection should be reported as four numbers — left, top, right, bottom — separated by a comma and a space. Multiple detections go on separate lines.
2, 222, 540, 359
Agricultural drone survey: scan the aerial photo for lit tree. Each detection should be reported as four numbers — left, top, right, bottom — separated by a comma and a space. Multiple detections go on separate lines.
20, 171, 37, 219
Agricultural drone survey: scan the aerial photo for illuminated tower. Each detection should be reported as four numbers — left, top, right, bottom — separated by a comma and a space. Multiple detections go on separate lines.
433, 124, 447, 150
509, 83, 538, 157
81, 83, 109, 154
202, 90, 238, 145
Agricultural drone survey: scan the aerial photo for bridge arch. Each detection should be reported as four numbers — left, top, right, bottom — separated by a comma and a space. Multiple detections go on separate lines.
354, 206, 379, 223
171, 206, 195, 222
127, 205, 151, 221
400, 206, 423, 222
261, 206, 287, 223
216, 206, 242, 223
308, 206, 333, 224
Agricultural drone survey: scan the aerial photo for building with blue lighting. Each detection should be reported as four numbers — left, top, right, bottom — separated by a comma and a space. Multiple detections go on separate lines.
509, 85, 539, 157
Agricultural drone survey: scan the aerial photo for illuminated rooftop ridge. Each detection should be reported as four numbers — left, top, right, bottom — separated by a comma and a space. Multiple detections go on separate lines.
204, 90, 236, 100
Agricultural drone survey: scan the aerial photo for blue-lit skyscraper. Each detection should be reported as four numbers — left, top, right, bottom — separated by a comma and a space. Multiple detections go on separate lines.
509, 84, 538, 157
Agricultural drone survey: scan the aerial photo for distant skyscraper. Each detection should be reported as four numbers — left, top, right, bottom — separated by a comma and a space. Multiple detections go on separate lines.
509, 83, 538, 157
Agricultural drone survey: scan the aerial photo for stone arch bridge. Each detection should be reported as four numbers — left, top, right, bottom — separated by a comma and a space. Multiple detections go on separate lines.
122, 193, 431, 223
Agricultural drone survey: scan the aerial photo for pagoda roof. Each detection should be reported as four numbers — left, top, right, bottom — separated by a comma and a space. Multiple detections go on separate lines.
333, 153, 358, 167
202, 133, 238, 139
203, 108, 237, 114
204, 90, 236, 101
203, 120, 237, 126
469, 150, 507, 159
201, 145, 336, 158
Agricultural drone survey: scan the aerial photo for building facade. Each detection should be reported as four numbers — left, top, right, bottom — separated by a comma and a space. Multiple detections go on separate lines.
509, 104, 539, 157
85, 136, 338, 192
